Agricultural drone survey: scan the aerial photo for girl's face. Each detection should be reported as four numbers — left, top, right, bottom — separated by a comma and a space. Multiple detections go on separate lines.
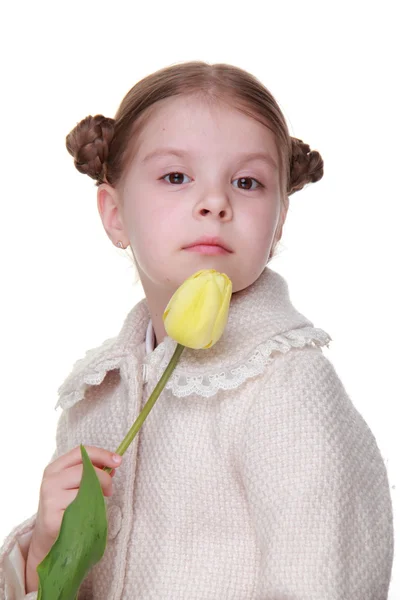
99, 95, 286, 297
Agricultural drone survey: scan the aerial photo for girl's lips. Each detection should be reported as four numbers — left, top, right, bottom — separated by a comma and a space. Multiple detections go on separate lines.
183, 236, 233, 253
184, 245, 230, 255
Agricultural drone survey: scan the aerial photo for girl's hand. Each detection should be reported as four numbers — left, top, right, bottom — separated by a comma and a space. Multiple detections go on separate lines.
26, 446, 122, 592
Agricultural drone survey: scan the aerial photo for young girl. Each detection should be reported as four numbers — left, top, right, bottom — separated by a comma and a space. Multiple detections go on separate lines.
0, 61, 394, 599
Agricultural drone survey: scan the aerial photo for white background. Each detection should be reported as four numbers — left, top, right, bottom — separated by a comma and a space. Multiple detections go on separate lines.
0, 0, 398, 596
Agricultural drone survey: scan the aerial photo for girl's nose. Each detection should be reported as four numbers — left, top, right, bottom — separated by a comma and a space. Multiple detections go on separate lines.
194, 192, 233, 221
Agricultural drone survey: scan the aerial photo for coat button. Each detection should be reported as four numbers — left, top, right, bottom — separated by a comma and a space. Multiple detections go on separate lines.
107, 505, 122, 540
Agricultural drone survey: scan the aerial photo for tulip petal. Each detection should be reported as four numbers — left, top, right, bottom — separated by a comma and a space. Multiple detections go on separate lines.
163, 269, 232, 349
180, 279, 218, 348
164, 276, 212, 348
209, 275, 232, 347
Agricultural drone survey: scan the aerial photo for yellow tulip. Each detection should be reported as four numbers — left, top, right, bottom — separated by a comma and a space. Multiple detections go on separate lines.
163, 269, 232, 349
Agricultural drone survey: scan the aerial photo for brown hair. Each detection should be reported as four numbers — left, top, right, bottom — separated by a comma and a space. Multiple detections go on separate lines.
66, 61, 323, 260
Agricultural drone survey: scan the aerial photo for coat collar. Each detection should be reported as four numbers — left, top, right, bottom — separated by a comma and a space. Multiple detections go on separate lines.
56, 299, 151, 409
56, 267, 332, 409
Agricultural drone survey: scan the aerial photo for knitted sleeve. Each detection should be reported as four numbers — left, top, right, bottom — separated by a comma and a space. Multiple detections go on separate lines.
0, 409, 93, 599
238, 347, 394, 600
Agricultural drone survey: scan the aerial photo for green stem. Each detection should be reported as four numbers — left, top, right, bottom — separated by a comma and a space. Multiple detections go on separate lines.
103, 343, 185, 474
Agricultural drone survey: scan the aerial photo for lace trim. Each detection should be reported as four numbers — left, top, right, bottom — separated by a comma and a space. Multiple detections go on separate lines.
158, 327, 332, 398
56, 355, 125, 410
56, 327, 331, 407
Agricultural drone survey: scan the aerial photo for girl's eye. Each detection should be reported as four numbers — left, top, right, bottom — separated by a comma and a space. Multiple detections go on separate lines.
162, 172, 191, 185
233, 177, 263, 191
162, 172, 263, 190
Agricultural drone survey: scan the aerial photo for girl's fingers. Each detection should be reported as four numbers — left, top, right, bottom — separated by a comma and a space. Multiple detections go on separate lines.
42, 464, 113, 497
58, 488, 79, 510
44, 445, 122, 476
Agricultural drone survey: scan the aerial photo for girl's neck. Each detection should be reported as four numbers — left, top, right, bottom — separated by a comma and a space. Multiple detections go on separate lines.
142, 287, 169, 349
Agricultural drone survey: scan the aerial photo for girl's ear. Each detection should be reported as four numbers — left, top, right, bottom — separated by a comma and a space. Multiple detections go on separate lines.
97, 183, 129, 247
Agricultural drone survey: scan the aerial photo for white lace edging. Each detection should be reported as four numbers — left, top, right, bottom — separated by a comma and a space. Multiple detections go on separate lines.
159, 327, 332, 398
56, 356, 125, 410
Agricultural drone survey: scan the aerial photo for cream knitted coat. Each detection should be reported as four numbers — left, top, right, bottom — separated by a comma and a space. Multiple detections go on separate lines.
0, 267, 394, 599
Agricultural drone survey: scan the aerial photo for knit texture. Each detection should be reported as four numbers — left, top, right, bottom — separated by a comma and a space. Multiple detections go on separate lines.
0, 267, 394, 599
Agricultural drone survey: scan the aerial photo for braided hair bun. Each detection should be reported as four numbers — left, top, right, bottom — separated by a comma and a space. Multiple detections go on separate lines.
66, 115, 115, 183
289, 137, 324, 195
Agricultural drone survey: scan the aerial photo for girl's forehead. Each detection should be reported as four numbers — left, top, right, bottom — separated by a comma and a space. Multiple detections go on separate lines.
142, 94, 257, 127
134, 95, 279, 161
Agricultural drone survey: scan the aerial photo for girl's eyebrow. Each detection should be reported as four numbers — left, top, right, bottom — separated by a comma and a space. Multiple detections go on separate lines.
140, 147, 278, 170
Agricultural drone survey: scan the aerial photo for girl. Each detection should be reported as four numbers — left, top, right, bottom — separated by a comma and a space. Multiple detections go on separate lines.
0, 61, 394, 599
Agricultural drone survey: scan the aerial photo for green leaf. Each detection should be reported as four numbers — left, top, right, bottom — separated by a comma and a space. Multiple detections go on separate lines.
37, 444, 108, 600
